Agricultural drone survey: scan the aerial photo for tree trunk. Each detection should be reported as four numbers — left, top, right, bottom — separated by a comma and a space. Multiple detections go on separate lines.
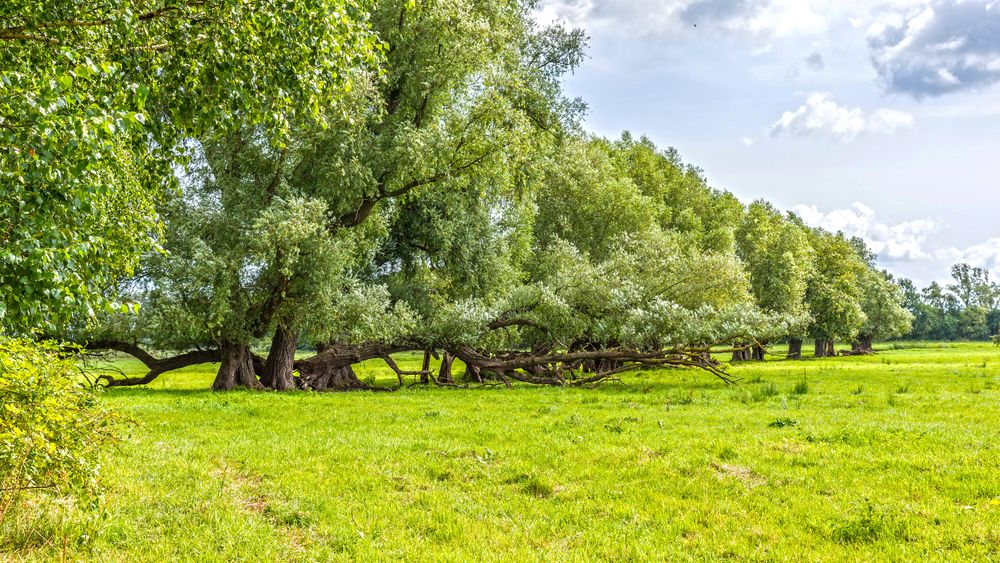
306, 365, 368, 391
787, 338, 803, 360
295, 342, 405, 391
261, 325, 298, 391
438, 351, 455, 384
752, 343, 766, 361
420, 350, 432, 384
853, 335, 874, 353
827, 340, 835, 357
213, 343, 263, 391
463, 362, 483, 383
814, 339, 828, 358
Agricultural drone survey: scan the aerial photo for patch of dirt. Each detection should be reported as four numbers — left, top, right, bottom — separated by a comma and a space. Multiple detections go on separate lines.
712, 462, 766, 487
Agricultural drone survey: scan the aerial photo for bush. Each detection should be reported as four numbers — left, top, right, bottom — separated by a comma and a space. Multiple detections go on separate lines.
0, 339, 119, 527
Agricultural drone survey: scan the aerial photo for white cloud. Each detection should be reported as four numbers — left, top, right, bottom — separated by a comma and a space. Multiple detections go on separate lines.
791, 202, 939, 261
770, 93, 914, 140
934, 238, 1000, 272
868, 0, 1000, 97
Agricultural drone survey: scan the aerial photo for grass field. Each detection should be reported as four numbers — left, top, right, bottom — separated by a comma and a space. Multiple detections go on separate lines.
3, 342, 1000, 561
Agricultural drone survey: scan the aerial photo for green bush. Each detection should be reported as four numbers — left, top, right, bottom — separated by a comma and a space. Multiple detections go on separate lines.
0, 339, 118, 526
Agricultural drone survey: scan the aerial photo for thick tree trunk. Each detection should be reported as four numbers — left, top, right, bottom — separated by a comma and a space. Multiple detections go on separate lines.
787, 338, 803, 360
295, 342, 405, 391
438, 351, 455, 384
827, 340, 835, 357
752, 343, 767, 361
213, 343, 264, 391
304, 365, 368, 391
814, 339, 828, 358
261, 325, 298, 391
853, 335, 874, 353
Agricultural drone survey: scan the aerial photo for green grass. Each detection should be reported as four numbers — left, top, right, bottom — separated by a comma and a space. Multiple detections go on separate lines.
4, 342, 1000, 560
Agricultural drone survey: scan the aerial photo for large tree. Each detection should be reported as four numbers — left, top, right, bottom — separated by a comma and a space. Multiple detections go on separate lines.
735, 201, 813, 360
1, 0, 380, 333
88, 0, 589, 390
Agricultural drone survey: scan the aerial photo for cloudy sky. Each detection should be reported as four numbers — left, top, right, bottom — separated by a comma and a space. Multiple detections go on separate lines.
536, 0, 1000, 286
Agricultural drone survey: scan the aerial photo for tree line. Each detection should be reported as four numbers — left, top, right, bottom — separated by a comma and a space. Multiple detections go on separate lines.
897, 264, 1000, 342
4, 1, 920, 394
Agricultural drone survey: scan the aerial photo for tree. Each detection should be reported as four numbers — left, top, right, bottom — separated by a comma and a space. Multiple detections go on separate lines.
87, 0, 589, 390
853, 269, 913, 352
799, 227, 867, 357
735, 201, 812, 360
1, 1, 380, 333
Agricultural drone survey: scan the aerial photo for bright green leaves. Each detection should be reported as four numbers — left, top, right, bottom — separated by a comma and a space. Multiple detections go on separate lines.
0, 339, 119, 511
1, 1, 380, 334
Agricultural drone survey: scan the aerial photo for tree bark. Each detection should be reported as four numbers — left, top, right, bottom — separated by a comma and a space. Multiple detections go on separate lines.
463, 363, 483, 383
420, 350, 432, 384
752, 343, 767, 361
212, 343, 263, 391
787, 338, 803, 360
827, 340, 835, 357
853, 335, 874, 353
438, 351, 455, 384
814, 339, 828, 358
295, 343, 406, 391
261, 325, 298, 390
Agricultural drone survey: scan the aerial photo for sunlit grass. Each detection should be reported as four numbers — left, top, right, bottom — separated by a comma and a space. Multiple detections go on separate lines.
4, 342, 999, 560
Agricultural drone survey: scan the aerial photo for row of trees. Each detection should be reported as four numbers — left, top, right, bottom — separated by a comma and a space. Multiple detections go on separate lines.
898, 264, 1000, 341
5, 1, 916, 395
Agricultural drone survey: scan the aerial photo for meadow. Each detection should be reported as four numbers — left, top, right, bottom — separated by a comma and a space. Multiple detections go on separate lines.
3, 342, 999, 561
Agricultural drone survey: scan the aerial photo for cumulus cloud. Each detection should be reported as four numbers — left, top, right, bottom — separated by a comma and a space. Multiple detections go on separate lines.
933, 238, 1000, 271
868, 0, 1000, 97
770, 93, 915, 140
792, 202, 940, 261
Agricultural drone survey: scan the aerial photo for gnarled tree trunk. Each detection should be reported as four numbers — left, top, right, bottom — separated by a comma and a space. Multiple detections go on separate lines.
787, 338, 803, 360
853, 335, 874, 354
295, 343, 405, 391
438, 351, 455, 384
213, 342, 263, 391
261, 325, 298, 391
814, 339, 828, 358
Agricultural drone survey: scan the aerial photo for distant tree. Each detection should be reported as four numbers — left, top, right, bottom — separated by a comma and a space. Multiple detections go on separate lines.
854, 270, 912, 352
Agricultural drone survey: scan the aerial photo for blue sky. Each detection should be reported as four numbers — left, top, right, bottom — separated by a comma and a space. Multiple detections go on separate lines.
536, 0, 1000, 286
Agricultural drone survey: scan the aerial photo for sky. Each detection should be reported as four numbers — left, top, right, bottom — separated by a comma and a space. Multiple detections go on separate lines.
535, 0, 1000, 286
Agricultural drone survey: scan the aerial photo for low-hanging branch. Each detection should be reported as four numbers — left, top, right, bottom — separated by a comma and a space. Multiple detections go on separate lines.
449, 344, 738, 386
85, 340, 221, 387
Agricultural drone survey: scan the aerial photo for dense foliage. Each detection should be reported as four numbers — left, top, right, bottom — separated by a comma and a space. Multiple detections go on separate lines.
1, 0, 380, 333
898, 264, 1000, 341
0, 339, 117, 525
6, 0, 930, 395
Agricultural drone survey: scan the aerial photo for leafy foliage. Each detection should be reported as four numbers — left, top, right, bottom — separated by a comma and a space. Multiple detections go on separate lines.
0, 339, 118, 524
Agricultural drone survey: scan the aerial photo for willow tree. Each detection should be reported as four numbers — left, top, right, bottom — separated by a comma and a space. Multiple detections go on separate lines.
88, 0, 587, 390
1, 1, 379, 334
800, 227, 868, 357
853, 269, 913, 353
735, 201, 813, 360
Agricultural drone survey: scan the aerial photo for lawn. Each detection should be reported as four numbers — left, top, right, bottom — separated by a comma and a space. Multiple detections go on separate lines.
4, 343, 1000, 561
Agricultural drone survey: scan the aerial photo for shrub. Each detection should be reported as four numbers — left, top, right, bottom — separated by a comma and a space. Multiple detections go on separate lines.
0, 339, 119, 527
